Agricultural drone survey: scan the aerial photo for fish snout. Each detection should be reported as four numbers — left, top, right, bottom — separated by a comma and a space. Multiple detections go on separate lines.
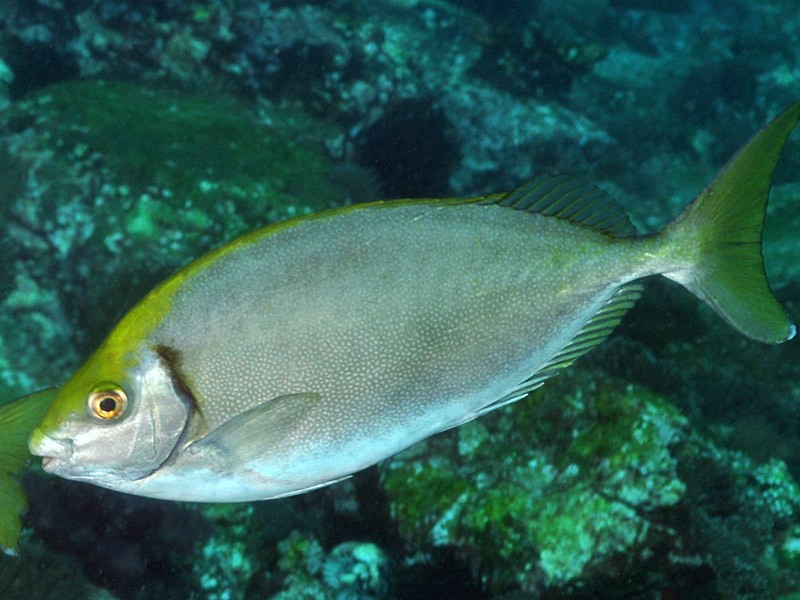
29, 428, 73, 473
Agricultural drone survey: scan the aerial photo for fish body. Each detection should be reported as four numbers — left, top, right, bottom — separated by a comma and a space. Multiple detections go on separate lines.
26, 101, 800, 503
34, 197, 645, 501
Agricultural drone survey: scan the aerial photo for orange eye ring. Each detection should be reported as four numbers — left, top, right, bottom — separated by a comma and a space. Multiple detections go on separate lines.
87, 385, 128, 420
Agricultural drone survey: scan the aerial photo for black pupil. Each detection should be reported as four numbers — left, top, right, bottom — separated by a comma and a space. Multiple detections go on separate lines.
99, 396, 117, 414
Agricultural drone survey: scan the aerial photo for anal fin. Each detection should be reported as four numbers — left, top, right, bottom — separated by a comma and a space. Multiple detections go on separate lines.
453, 283, 642, 427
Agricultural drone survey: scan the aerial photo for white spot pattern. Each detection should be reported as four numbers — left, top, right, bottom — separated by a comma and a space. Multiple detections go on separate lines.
148, 202, 634, 488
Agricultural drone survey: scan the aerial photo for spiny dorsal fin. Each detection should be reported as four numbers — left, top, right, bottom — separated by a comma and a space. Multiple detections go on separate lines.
453, 283, 642, 426
480, 174, 637, 237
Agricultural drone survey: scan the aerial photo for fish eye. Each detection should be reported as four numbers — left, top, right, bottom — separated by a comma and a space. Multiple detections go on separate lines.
87, 385, 128, 420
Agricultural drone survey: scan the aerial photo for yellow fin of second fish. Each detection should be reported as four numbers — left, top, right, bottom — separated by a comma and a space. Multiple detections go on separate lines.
0, 388, 57, 556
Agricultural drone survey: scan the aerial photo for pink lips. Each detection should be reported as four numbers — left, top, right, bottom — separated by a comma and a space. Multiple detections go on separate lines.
30, 430, 70, 471
41, 456, 59, 472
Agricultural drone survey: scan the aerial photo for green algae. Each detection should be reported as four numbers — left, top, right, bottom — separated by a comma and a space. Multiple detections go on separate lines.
381, 372, 689, 592
382, 452, 469, 541
272, 531, 331, 600
17, 79, 343, 213
381, 366, 800, 596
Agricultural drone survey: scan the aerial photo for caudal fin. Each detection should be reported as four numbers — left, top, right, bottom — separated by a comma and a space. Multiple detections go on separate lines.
0, 389, 56, 555
660, 101, 800, 344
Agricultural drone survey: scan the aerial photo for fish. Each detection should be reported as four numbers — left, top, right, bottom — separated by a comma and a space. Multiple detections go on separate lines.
22, 100, 799, 504
0, 389, 57, 555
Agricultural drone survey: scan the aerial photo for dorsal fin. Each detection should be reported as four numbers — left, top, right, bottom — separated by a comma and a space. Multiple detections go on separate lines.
479, 174, 637, 237
451, 283, 642, 427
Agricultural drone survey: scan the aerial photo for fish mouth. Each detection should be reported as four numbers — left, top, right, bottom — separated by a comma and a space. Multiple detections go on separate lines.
40, 456, 61, 472
29, 429, 72, 472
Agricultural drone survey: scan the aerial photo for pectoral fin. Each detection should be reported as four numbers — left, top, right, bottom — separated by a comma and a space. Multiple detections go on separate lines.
186, 392, 321, 472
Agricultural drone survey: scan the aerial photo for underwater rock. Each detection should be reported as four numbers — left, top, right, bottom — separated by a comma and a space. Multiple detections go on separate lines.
470, 18, 607, 99
613, 273, 800, 480
229, 4, 352, 99
0, 275, 73, 401
764, 183, 800, 289
321, 541, 391, 599
271, 531, 392, 600
0, 2, 798, 599
0, 537, 118, 600
381, 347, 800, 598
678, 435, 800, 598
354, 98, 459, 198
4, 0, 620, 199
0, 79, 344, 355
2, 1, 80, 97
0, 78, 352, 595
442, 84, 610, 194
0, 58, 12, 109
609, 0, 691, 11
272, 531, 329, 599
193, 505, 261, 600
2, 0, 211, 94
22, 472, 209, 599
327, 163, 383, 204
178, 479, 397, 599
381, 372, 689, 594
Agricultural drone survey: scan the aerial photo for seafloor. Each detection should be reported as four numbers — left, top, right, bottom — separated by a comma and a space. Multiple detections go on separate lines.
0, 1, 799, 599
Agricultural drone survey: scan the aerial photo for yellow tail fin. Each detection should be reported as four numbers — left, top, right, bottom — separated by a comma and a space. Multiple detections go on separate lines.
660, 101, 800, 343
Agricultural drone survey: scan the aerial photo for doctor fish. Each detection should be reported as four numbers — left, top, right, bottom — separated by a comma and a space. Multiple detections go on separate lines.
21, 101, 799, 503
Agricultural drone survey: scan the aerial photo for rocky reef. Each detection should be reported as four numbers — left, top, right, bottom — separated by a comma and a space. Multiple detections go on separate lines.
0, 0, 799, 598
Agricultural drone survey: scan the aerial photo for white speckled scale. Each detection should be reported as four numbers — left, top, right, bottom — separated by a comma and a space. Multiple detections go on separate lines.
121, 202, 644, 501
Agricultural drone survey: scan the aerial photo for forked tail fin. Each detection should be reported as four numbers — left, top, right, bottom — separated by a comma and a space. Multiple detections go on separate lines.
659, 101, 800, 344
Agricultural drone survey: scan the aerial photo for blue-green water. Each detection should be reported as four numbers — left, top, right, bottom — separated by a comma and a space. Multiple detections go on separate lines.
0, 1, 799, 598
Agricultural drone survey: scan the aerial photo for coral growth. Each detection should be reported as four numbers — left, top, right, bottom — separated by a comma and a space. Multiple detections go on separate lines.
0, 0, 798, 598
